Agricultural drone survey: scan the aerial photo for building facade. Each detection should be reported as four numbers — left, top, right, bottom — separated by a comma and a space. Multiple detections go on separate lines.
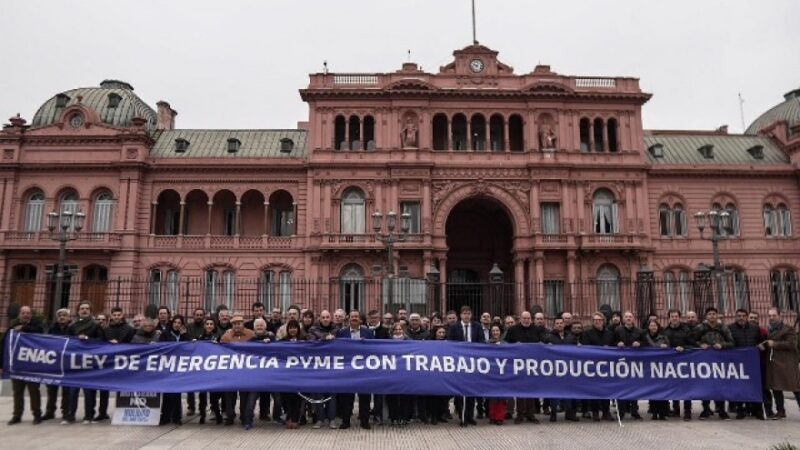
2, 44, 800, 323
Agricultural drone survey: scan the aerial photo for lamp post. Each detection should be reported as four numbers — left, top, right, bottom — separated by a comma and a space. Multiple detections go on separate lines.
693, 209, 731, 309
372, 210, 411, 313
47, 209, 85, 320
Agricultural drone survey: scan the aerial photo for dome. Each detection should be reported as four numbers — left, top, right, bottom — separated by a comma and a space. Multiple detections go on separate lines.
31, 80, 158, 130
745, 87, 800, 135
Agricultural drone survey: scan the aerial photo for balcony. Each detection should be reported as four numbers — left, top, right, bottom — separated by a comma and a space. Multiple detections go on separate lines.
534, 233, 576, 249
579, 233, 644, 251
146, 235, 297, 250
318, 233, 426, 251
0, 231, 121, 251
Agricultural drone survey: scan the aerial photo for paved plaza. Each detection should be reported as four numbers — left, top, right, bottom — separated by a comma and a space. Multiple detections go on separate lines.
0, 394, 798, 450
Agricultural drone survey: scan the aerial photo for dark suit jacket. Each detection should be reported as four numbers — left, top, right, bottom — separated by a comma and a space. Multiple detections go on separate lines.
447, 321, 485, 343
335, 325, 375, 340
370, 324, 390, 339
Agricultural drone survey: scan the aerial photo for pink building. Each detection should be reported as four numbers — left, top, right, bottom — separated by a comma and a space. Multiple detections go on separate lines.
2, 44, 799, 323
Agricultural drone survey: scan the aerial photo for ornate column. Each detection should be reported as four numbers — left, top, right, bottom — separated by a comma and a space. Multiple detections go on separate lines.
589, 121, 596, 152
567, 250, 577, 313
439, 257, 447, 313
359, 117, 364, 150
324, 182, 332, 232
625, 181, 635, 234
422, 181, 431, 235
466, 118, 473, 151
446, 117, 452, 151
234, 201, 241, 236
291, 202, 297, 236
561, 180, 571, 233
531, 180, 540, 234
178, 201, 186, 235
484, 119, 490, 151
504, 117, 510, 152
534, 251, 545, 306
514, 256, 526, 313
206, 201, 213, 235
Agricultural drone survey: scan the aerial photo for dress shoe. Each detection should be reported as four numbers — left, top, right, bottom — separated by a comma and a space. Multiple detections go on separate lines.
514, 416, 524, 424
33, 416, 43, 425
7, 417, 21, 425
772, 410, 786, 420
602, 412, 614, 421
41, 413, 55, 421
199, 415, 206, 424
592, 412, 600, 422
718, 412, 731, 421
360, 421, 372, 430
631, 413, 643, 420
528, 416, 540, 424
459, 421, 467, 427
339, 420, 351, 429
466, 419, 477, 425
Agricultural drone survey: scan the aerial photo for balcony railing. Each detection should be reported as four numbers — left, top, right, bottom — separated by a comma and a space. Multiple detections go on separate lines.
579, 234, 642, 249
1, 231, 121, 250
147, 235, 297, 250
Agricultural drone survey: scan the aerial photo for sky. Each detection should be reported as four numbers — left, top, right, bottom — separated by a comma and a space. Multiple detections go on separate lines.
0, 0, 798, 133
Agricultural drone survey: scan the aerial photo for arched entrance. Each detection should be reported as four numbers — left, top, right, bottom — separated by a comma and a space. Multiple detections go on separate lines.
445, 196, 515, 314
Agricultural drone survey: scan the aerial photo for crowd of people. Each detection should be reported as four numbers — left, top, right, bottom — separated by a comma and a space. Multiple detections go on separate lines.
2, 300, 800, 430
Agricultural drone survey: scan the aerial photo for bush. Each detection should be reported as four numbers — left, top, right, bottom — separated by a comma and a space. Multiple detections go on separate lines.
769, 443, 799, 450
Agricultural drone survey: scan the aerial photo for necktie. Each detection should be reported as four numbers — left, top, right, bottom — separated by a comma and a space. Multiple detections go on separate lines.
465, 324, 471, 342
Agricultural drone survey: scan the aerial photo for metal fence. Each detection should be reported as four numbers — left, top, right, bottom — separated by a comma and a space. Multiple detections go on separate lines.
1, 274, 797, 328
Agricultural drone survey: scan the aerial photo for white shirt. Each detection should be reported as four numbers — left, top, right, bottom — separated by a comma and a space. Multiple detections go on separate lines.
350, 327, 361, 339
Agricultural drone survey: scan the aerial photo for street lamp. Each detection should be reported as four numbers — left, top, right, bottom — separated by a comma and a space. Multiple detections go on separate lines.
47, 209, 85, 321
694, 209, 731, 308
372, 210, 411, 312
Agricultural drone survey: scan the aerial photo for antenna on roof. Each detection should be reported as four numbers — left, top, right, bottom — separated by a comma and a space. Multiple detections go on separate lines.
738, 93, 746, 133
323, 60, 328, 74
407, 49, 411, 62
471, 0, 478, 44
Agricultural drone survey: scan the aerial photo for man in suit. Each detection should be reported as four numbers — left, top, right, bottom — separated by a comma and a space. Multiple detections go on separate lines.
446, 305, 484, 426
335, 310, 375, 429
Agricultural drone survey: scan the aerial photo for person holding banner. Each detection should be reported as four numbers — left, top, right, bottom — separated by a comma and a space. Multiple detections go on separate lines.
66, 301, 102, 425
220, 315, 255, 428
644, 319, 670, 420
487, 324, 509, 425
614, 311, 644, 420
44, 308, 72, 423
663, 309, 696, 420
696, 307, 734, 420
759, 307, 800, 420
447, 305, 485, 427
159, 315, 189, 425
335, 310, 375, 429
387, 322, 411, 426
427, 325, 450, 425
197, 318, 222, 424
504, 311, 544, 424
1, 305, 44, 426
279, 320, 306, 429
730, 308, 764, 420
581, 311, 615, 421
544, 317, 578, 422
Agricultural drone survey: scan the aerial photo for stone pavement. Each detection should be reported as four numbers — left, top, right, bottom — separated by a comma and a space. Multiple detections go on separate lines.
0, 395, 799, 450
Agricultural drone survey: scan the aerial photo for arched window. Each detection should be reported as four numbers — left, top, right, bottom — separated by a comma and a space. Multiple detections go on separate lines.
204, 269, 236, 310
470, 114, 486, 151
673, 203, 687, 237
508, 114, 524, 151
596, 264, 621, 310
771, 268, 799, 312
777, 204, 792, 237
664, 269, 691, 312
451, 114, 467, 150
432, 114, 448, 150
725, 203, 740, 236
59, 191, 80, 232
92, 192, 114, 233
764, 204, 777, 237
579, 118, 591, 152
607, 118, 619, 152
348, 116, 361, 150
340, 188, 365, 234
658, 203, 671, 237
592, 189, 618, 234
148, 269, 162, 306
593, 118, 605, 152
489, 114, 504, 151
24, 191, 45, 232
334, 115, 346, 150
340, 264, 365, 313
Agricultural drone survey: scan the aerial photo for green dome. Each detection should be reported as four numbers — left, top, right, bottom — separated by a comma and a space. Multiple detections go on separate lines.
746, 87, 800, 135
31, 80, 157, 130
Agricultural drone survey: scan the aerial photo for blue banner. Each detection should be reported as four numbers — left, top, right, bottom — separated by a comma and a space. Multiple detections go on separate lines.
4, 331, 762, 401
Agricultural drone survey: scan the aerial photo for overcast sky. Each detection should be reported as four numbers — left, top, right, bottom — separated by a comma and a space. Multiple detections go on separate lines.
1, 0, 798, 133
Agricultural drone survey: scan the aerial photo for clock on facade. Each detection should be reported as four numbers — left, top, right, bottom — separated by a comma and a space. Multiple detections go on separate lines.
69, 113, 84, 129
469, 58, 484, 73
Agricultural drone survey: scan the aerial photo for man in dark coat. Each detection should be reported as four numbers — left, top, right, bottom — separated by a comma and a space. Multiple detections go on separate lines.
44, 308, 72, 422
695, 307, 734, 420
66, 301, 101, 424
730, 308, 764, 419
505, 311, 545, 423
581, 312, 615, 421
759, 307, 800, 420
2, 305, 45, 425
614, 311, 644, 420
335, 310, 374, 429
447, 306, 484, 427
662, 309, 696, 420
